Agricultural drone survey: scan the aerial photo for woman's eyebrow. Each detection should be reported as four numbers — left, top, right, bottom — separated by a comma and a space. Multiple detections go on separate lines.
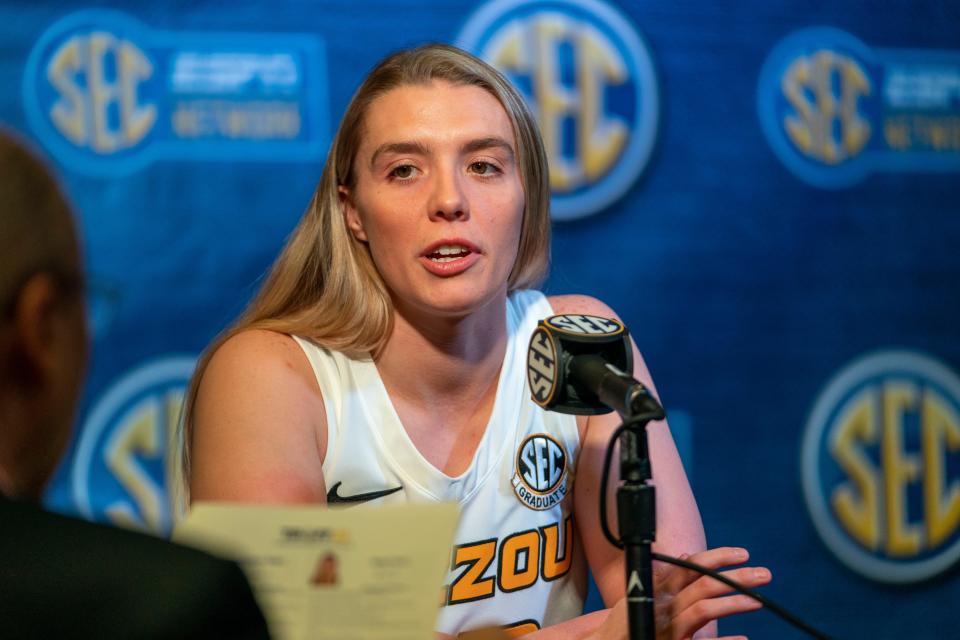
369, 137, 515, 167
370, 141, 430, 167
461, 136, 515, 159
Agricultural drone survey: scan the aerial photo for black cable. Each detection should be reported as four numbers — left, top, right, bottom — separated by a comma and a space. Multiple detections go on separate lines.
650, 552, 833, 640
598, 420, 626, 548
598, 417, 835, 640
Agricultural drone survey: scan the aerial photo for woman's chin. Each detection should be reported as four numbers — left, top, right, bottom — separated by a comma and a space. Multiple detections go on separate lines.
394, 285, 507, 320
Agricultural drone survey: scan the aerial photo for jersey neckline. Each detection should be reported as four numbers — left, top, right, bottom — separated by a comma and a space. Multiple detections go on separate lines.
348, 294, 530, 503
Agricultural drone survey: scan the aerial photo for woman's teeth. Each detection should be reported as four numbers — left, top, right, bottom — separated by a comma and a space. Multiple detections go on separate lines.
429, 245, 470, 262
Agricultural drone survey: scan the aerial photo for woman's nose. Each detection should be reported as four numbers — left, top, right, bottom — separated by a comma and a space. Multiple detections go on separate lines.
428, 168, 469, 221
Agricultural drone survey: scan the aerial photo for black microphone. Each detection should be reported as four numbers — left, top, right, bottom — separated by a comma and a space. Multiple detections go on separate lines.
527, 314, 665, 420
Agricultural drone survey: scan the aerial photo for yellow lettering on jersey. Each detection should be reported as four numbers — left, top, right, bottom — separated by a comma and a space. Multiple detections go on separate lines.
883, 381, 922, 556
503, 621, 541, 637
829, 389, 881, 549
448, 518, 575, 605
923, 389, 960, 547
499, 530, 541, 592
541, 515, 574, 580
449, 539, 497, 604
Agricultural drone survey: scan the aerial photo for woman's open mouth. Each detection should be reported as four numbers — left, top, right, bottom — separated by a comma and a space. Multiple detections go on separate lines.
426, 244, 472, 262
420, 240, 481, 276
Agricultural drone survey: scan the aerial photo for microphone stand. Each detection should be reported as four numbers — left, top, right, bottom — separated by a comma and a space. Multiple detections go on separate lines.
616, 408, 660, 640
558, 354, 666, 640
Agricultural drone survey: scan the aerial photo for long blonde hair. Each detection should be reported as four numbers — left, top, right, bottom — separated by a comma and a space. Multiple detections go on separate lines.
177, 44, 551, 493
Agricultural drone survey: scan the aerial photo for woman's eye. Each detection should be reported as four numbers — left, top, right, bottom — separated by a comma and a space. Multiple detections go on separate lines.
389, 165, 417, 180
470, 161, 500, 175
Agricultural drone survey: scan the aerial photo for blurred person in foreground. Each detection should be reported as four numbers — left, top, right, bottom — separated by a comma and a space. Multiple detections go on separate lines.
0, 129, 270, 639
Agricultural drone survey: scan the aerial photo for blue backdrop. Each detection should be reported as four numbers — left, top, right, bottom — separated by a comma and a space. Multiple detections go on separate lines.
2, 1, 959, 638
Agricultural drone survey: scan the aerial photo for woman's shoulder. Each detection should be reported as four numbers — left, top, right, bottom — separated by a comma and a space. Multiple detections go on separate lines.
209, 328, 307, 371
547, 293, 619, 318
201, 329, 320, 403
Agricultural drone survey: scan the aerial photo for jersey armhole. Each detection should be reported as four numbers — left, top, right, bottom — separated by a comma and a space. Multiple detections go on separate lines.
290, 334, 339, 474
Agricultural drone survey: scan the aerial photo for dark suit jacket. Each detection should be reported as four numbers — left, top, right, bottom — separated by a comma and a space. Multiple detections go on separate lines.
0, 496, 271, 639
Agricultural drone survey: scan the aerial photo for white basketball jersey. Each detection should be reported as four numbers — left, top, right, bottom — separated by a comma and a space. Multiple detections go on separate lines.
292, 290, 586, 637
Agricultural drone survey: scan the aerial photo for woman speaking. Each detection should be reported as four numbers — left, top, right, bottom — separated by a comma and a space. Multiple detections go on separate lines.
182, 44, 769, 639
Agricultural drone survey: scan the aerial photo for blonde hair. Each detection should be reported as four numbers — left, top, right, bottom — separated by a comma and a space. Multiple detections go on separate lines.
176, 44, 551, 495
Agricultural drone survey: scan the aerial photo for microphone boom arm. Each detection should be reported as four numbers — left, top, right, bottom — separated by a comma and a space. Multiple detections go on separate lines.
567, 354, 665, 421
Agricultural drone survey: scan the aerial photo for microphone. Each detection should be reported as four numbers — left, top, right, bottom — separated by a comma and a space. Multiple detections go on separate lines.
527, 314, 665, 420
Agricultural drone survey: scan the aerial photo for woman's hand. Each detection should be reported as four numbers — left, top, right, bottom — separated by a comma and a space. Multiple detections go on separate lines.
655, 546, 770, 640
591, 547, 771, 640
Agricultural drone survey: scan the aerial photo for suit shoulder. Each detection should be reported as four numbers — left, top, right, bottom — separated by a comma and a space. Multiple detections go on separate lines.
1, 500, 228, 572
0, 501, 269, 638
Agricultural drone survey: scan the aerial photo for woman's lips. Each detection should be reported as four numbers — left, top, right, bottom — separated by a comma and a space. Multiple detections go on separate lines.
419, 239, 481, 276
419, 251, 481, 276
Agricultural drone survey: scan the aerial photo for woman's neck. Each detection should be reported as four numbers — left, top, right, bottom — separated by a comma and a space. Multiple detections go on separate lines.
375, 291, 509, 406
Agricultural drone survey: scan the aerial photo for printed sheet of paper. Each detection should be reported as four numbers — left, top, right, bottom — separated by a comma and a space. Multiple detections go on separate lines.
173, 502, 459, 640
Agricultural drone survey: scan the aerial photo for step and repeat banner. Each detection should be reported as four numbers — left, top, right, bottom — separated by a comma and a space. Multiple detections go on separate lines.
2, 1, 959, 637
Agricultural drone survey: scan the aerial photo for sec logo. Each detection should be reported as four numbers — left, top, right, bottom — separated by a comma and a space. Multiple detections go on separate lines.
802, 350, 960, 583
23, 9, 328, 175
758, 27, 875, 188
512, 433, 570, 510
23, 10, 159, 174
545, 314, 623, 336
72, 356, 196, 535
527, 327, 559, 407
457, 0, 659, 220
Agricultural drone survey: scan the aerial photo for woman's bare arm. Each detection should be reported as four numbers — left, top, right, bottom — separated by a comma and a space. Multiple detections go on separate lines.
190, 329, 328, 504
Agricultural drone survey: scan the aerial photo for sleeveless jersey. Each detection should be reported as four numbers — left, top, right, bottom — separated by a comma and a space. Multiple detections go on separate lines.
292, 290, 586, 637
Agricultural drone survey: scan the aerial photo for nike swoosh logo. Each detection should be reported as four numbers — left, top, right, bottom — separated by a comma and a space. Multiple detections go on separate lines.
326, 481, 403, 505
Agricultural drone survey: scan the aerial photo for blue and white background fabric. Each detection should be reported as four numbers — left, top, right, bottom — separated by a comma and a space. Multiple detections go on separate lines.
1, 1, 958, 638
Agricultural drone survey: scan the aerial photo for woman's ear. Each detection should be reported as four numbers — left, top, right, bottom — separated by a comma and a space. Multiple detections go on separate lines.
339, 186, 368, 242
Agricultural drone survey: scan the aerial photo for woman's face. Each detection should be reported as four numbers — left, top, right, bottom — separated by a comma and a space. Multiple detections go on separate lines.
342, 81, 525, 319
